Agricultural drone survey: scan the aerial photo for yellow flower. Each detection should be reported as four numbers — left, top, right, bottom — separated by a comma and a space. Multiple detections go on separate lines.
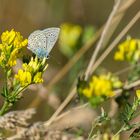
114, 51, 124, 61
7, 48, 18, 66
92, 75, 114, 97
22, 57, 48, 73
28, 57, 40, 72
81, 73, 122, 98
59, 23, 82, 57
13, 32, 28, 48
0, 52, 6, 67
60, 23, 82, 48
136, 90, 140, 99
83, 88, 93, 98
33, 72, 43, 83
14, 57, 48, 87
114, 37, 140, 62
15, 69, 32, 87
0, 29, 27, 67
1, 29, 16, 45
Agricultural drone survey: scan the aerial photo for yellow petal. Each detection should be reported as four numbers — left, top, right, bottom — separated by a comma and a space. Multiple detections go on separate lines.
136, 90, 140, 99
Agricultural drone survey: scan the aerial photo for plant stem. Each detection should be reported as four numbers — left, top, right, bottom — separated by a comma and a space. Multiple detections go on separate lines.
88, 123, 97, 140
0, 101, 10, 116
113, 124, 125, 138
0, 86, 29, 116
0, 68, 10, 116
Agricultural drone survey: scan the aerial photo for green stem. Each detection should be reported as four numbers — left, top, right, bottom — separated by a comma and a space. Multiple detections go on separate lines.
87, 120, 100, 140
88, 123, 96, 140
0, 84, 31, 116
0, 101, 10, 116
113, 124, 126, 137
13, 84, 31, 98
0, 69, 10, 116
4, 69, 8, 89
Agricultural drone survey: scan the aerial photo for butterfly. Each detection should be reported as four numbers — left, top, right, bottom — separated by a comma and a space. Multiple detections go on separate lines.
27, 27, 60, 59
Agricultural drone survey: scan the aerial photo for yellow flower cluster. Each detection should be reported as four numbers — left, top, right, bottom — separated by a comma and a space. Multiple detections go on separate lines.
82, 74, 122, 98
114, 37, 140, 62
15, 57, 48, 87
0, 29, 28, 67
59, 23, 82, 57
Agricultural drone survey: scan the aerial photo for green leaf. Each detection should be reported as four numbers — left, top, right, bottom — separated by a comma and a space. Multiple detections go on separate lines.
1, 86, 8, 98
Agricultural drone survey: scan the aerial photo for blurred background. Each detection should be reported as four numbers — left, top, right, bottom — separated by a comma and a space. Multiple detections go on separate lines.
0, 0, 140, 124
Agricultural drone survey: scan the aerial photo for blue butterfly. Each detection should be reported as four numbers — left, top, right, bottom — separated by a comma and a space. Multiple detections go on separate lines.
27, 28, 60, 59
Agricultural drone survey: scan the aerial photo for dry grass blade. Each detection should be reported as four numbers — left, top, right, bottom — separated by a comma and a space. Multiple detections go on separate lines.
91, 10, 140, 73
45, 87, 76, 126
114, 62, 140, 76
114, 80, 140, 95
85, 0, 137, 80
102, 0, 137, 48
44, 103, 90, 128
85, 0, 121, 80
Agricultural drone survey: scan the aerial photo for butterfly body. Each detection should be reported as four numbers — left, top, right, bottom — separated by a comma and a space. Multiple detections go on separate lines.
28, 28, 60, 59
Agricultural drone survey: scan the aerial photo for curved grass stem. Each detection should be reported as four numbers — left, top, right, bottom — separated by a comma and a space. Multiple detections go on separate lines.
0, 101, 10, 116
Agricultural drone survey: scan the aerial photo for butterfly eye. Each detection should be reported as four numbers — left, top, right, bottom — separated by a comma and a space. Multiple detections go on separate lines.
46, 55, 50, 59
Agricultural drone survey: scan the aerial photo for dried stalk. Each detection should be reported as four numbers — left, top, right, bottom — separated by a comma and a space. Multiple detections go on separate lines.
91, 10, 140, 73
84, 0, 121, 80
45, 87, 76, 126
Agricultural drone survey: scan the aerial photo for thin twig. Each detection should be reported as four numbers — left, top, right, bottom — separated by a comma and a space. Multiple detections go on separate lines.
45, 87, 76, 126
114, 63, 140, 76
91, 10, 140, 73
113, 124, 126, 137
44, 103, 88, 127
113, 79, 140, 96
84, 0, 121, 80
99, 0, 137, 48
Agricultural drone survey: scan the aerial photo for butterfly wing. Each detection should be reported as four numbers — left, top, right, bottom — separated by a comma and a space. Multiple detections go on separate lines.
28, 30, 47, 58
42, 28, 60, 55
